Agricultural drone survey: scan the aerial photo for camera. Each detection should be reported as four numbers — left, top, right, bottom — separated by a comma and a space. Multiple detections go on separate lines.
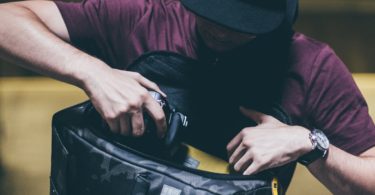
145, 91, 188, 155
85, 90, 188, 157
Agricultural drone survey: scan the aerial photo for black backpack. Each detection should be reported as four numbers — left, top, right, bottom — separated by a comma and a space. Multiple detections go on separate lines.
50, 52, 296, 195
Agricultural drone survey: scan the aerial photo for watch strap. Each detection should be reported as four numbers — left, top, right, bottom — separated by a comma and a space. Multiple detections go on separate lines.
298, 129, 329, 166
298, 147, 328, 166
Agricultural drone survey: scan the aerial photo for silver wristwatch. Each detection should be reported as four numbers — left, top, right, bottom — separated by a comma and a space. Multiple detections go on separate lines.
298, 129, 330, 166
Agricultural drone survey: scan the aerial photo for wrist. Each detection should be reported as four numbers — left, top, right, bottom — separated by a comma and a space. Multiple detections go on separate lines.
298, 128, 330, 166
294, 126, 314, 157
73, 55, 110, 93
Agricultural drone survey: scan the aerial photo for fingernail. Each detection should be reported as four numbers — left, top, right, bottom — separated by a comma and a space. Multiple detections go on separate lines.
160, 91, 167, 97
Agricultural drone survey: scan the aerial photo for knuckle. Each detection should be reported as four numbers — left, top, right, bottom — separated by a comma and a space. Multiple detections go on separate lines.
127, 99, 142, 109
139, 90, 149, 100
240, 128, 250, 135
104, 112, 117, 121
118, 104, 130, 113
154, 114, 165, 123
242, 140, 252, 147
239, 130, 246, 137
133, 72, 142, 79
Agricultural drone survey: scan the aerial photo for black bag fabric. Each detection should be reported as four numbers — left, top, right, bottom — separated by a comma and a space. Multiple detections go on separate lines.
50, 52, 296, 195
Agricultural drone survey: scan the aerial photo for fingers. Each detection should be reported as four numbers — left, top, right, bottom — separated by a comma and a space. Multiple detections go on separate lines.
239, 106, 279, 124
243, 162, 262, 176
232, 154, 266, 176
132, 72, 167, 97
233, 150, 253, 172
143, 96, 167, 138
107, 118, 120, 134
93, 70, 167, 137
229, 143, 246, 164
102, 91, 166, 138
227, 131, 244, 157
107, 111, 145, 137
130, 110, 145, 137
229, 145, 265, 176
239, 106, 265, 124
228, 143, 261, 175
119, 113, 131, 136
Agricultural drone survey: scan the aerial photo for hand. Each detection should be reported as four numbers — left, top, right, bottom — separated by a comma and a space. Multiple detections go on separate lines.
226, 106, 312, 175
82, 64, 167, 138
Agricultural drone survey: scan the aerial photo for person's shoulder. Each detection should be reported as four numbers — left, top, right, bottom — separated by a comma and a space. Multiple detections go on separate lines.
289, 32, 340, 74
290, 32, 334, 61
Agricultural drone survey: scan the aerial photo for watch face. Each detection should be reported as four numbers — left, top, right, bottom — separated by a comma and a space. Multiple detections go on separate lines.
314, 129, 330, 149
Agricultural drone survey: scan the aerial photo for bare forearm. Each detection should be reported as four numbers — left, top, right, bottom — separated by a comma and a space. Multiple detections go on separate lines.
308, 145, 375, 194
0, 3, 104, 89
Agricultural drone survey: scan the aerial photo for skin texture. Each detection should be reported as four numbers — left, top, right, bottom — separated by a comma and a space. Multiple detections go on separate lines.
0, 1, 375, 194
227, 107, 375, 194
0, 1, 167, 138
226, 107, 312, 175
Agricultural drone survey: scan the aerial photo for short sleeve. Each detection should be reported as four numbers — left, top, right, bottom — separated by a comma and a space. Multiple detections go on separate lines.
305, 46, 375, 155
54, 0, 144, 64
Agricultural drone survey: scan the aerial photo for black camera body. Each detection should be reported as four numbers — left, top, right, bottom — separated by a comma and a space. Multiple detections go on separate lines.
84, 90, 188, 158
145, 91, 188, 155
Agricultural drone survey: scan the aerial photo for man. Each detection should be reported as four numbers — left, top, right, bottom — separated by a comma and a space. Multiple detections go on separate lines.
0, 0, 375, 194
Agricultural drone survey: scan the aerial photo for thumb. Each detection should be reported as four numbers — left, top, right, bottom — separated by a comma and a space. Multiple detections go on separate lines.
239, 106, 267, 124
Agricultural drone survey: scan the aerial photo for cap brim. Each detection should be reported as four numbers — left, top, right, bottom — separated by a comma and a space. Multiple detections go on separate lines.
181, 0, 285, 34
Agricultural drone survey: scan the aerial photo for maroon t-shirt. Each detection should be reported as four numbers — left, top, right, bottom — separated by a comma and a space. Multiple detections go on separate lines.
55, 0, 375, 155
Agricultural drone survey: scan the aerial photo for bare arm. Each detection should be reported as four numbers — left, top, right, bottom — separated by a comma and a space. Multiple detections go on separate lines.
0, 1, 86, 85
227, 108, 375, 194
308, 146, 375, 195
0, 1, 167, 137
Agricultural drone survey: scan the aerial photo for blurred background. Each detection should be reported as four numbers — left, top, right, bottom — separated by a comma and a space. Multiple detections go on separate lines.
0, 0, 374, 194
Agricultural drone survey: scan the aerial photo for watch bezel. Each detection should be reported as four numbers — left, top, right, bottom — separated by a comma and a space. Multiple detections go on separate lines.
298, 128, 330, 166
312, 129, 330, 150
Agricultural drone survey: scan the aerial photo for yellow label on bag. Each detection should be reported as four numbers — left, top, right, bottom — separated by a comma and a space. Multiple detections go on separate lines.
184, 144, 230, 174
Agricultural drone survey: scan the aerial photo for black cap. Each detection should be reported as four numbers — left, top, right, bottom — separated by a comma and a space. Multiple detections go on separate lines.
181, 0, 286, 35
